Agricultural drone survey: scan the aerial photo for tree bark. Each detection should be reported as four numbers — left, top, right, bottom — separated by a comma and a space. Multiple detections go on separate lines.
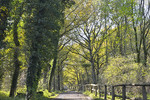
48, 49, 58, 92
132, 4, 142, 63
43, 65, 50, 89
117, 23, 124, 56
9, 47, 20, 97
57, 65, 61, 91
26, 42, 40, 100
90, 52, 97, 84
85, 67, 90, 84
124, 16, 128, 56
53, 75, 56, 91
0, 70, 4, 90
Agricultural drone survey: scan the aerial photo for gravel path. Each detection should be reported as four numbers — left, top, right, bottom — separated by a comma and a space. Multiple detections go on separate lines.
52, 91, 93, 100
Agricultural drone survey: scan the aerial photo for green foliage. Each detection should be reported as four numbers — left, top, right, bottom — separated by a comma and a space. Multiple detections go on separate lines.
0, 90, 58, 100
83, 90, 98, 99
0, 0, 149, 99
0, 91, 24, 100
83, 90, 121, 100
104, 55, 143, 85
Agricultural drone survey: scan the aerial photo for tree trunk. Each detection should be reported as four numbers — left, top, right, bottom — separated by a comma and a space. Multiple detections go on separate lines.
9, 47, 20, 97
131, 3, 142, 63
90, 54, 97, 84
104, 2, 108, 64
26, 45, 40, 100
48, 36, 59, 92
48, 52, 58, 92
124, 16, 128, 56
60, 67, 63, 90
117, 23, 123, 56
53, 75, 56, 91
0, 71, 4, 90
43, 65, 50, 89
85, 67, 90, 84
96, 54, 100, 83
57, 65, 61, 91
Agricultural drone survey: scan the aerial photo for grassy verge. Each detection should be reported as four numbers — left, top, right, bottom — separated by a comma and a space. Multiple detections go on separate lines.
0, 90, 60, 100
83, 91, 121, 100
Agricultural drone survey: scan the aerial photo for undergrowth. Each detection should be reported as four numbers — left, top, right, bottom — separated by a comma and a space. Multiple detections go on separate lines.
83, 90, 121, 100
0, 90, 59, 100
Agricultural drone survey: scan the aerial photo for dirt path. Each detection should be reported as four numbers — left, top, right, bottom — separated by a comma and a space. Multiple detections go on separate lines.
52, 91, 93, 100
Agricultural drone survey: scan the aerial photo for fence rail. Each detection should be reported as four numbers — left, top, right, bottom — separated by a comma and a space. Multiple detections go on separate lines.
77, 83, 150, 100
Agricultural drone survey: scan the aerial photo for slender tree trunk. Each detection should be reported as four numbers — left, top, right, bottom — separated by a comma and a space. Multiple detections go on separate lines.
113, 40, 116, 57
9, 47, 20, 97
133, 26, 142, 63
0, 71, 4, 90
43, 71, 47, 89
0, 53, 4, 90
57, 65, 61, 91
96, 54, 100, 83
131, 2, 142, 63
104, 1, 108, 64
85, 67, 90, 84
141, 0, 148, 67
117, 23, 123, 56
60, 67, 63, 90
90, 53, 97, 84
124, 16, 128, 56
48, 57, 57, 92
43, 65, 50, 89
53, 75, 56, 91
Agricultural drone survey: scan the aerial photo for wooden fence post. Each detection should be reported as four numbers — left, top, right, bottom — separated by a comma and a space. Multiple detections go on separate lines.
83, 85, 84, 92
95, 86, 97, 96
91, 86, 93, 93
142, 86, 147, 100
112, 86, 115, 100
122, 85, 126, 100
105, 85, 107, 100
98, 85, 101, 98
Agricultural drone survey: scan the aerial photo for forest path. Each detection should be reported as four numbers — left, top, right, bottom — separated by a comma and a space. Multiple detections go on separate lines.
51, 91, 93, 100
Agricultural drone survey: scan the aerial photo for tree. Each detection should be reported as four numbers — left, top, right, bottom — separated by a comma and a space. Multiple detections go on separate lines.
0, 0, 10, 48
9, 0, 24, 97
48, 0, 75, 92
24, 0, 64, 99
69, 3, 112, 83
0, 0, 11, 90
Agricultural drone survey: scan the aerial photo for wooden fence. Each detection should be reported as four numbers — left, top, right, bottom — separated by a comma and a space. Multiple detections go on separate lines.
83, 84, 108, 100
112, 84, 150, 100
81, 83, 150, 100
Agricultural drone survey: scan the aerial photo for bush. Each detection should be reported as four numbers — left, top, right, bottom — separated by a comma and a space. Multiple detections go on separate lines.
104, 55, 142, 85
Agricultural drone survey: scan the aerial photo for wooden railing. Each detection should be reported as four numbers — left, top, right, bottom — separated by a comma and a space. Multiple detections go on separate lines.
112, 84, 150, 100
80, 83, 150, 100
83, 84, 108, 100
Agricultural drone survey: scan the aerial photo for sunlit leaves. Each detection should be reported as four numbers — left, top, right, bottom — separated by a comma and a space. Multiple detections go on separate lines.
104, 55, 140, 85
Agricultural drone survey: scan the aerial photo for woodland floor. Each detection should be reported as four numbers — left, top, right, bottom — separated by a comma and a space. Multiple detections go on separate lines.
51, 91, 93, 100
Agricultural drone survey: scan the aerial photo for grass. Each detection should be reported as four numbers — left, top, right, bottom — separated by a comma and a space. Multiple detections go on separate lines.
0, 90, 59, 100
83, 91, 121, 100
146, 94, 150, 100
